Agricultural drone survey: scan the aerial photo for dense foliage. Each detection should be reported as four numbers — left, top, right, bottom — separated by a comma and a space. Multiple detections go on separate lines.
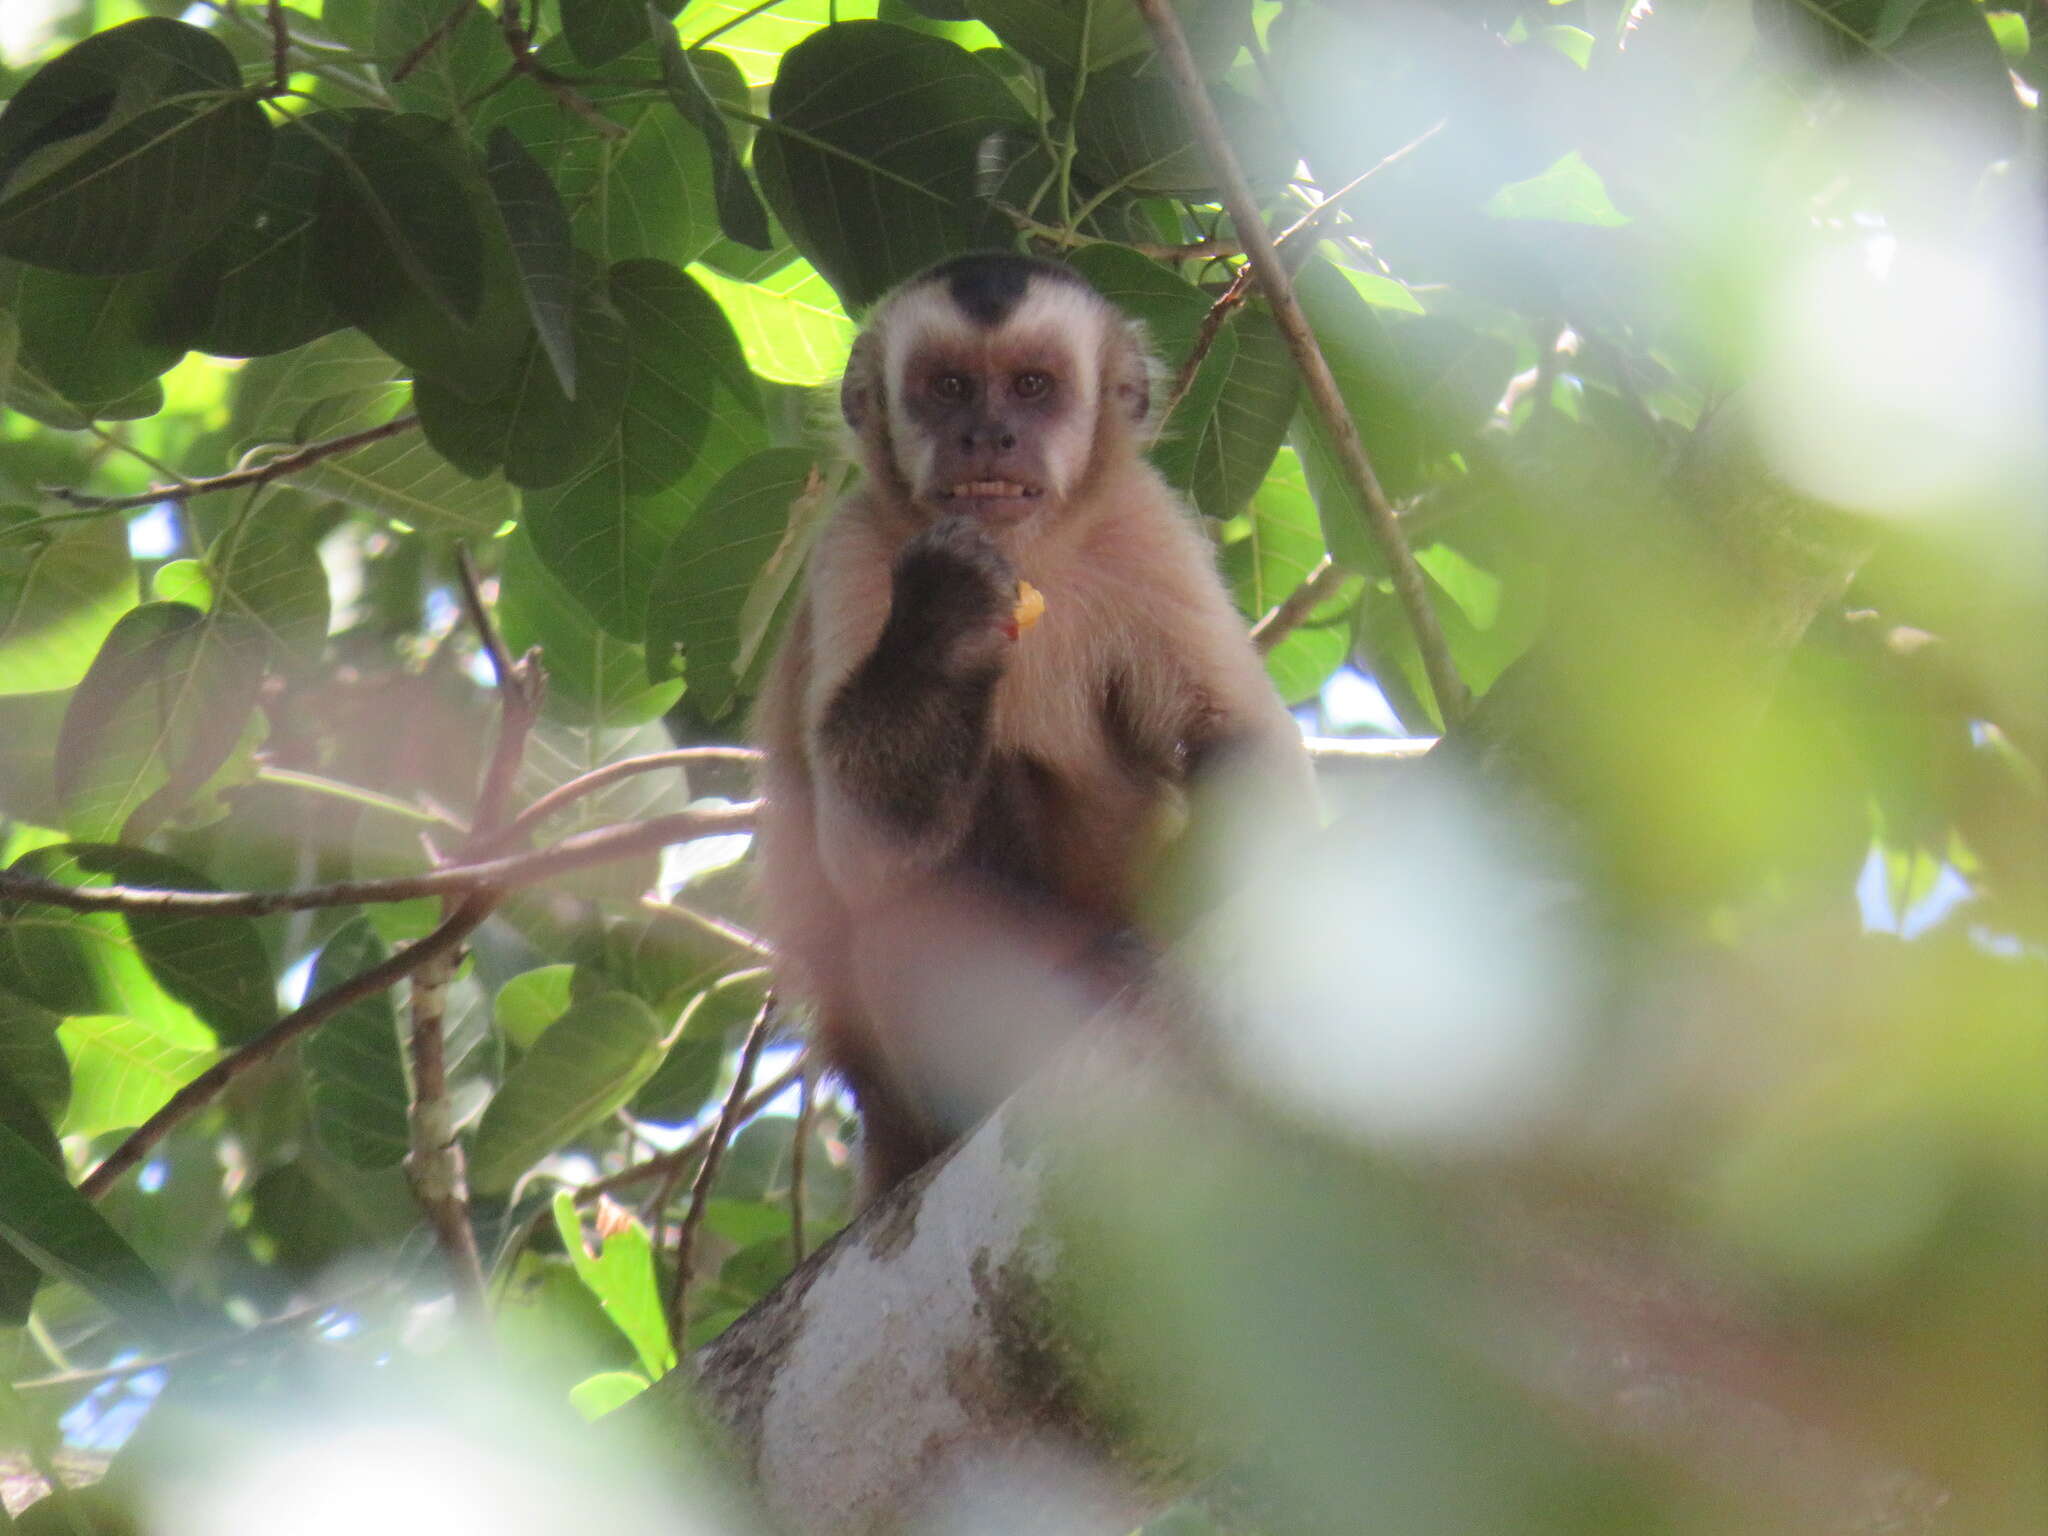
0, 0, 2042, 1530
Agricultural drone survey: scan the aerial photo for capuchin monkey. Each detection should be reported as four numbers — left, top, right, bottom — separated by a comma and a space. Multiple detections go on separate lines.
752, 253, 1313, 1200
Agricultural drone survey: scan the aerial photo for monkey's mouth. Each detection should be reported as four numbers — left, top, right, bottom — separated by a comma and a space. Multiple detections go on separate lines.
940, 480, 1042, 501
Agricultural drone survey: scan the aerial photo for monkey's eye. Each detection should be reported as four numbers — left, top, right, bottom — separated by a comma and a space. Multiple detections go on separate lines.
930, 373, 973, 403
1013, 371, 1052, 400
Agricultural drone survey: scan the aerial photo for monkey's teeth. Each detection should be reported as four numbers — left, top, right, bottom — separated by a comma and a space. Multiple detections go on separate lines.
950, 481, 1036, 498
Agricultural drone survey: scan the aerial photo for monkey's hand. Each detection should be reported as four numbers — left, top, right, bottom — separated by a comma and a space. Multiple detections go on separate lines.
879, 517, 1021, 675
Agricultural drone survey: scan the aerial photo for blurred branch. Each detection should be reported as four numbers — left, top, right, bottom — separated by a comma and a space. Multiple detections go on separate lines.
78, 895, 496, 1200
1133, 0, 1469, 727
44, 415, 421, 514
788, 1064, 814, 1266
574, 1055, 807, 1204
0, 804, 759, 917
1249, 554, 1349, 653
505, 747, 762, 842
638, 896, 774, 959
996, 202, 1241, 263
391, 0, 479, 81
667, 1002, 774, 1350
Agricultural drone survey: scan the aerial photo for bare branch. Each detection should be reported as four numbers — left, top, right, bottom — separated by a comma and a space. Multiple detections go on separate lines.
392, 0, 479, 82
1132, 0, 1470, 726
45, 416, 421, 514
0, 804, 760, 917
995, 202, 1240, 263
78, 895, 496, 1200
1250, 554, 1351, 654
506, 747, 763, 841
788, 1063, 815, 1267
667, 1003, 775, 1349
574, 1055, 807, 1204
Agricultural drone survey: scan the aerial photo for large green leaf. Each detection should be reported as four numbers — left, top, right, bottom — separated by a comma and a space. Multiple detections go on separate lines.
54, 603, 268, 844
1221, 449, 1356, 705
0, 989, 70, 1122
0, 510, 137, 696
13, 265, 194, 415
566, 0, 652, 67
485, 127, 580, 399
0, 843, 277, 1047
645, 446, 820, 720
469, 992, 665, 1194
553, 1191, 676, 1376
206, 487, 333, 671
756, 22, 1030, 308
0, 1067, 60, 1323
652, 21, 773, 250
303, 917, 409, 1170
495, 522, 684, 728
492, 963, 575, 1053
414, 261, 631, 489
0, 18, 274, 275
310, 111, 534, 400
610, 258, 755, 492
1072, 77, 1287, 196
0, 1121, 180, 1336
1754, 0, 2014, 112
1159, 302, 1296, 520
174, 114, 350, 359
376, 0, 505, 121
58, 1013, 215, 1139
966, 0, 1247, 75
474, 40, 722, 268
688, 259, 851, 387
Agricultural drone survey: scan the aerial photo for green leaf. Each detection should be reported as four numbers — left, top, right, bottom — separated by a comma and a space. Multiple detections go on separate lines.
303, 917, 409, 1170
376, 0, 504, 120
611, 258, 755, 491
54, 603, 269, 844
522, 455, 691, 641
206, 488, 332, 671
174, 114, 349, 359
632, 969, 767, 1121
1072, 77, 1286, 196
0, 1120, 180, 1336
0, 511, 138, 696
485, 127, 580, 399
495, 522, 684, 727
1755, 0, 2014, 112
567, 0, 654, 68
415, 262, 631, 489
689, 259, 851, 387
0, 18, 274, 275
0, 989, 70, 1123
0, 1066, 60, 1323
1221, 450, 1355, 704
967, 0, 1151, 73
553, 1192, 676, 1376
310, 112, 534, 400
652, 17, 774, 250
58, 1012, 214, 1139
0, 691, 69, 828
569, 1368, 653, 1418
680, 0, 873, 85
474, 40, 721, 269
1485, 151, 1630, 227
756, 22, 1030, 308
0, 843, 277, 1047
493, 963, 576, 1053
645, 446, 819, 719
14, 266, 194, 415
470, 991, 665, 1194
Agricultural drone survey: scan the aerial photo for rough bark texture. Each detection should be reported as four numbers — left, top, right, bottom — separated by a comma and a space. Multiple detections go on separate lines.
665, 1084, 1160, 1536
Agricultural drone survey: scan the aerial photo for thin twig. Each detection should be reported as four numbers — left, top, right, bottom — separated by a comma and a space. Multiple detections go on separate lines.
506, 747, 762, 841
404, 549, 543, 1316
1250, 555, 1352, 654
667, 1003, 774, 1349
788, 1063, 813, 1267
266, 0, 291, 96
996, 202, 1240, 263
0, 804, 760, 917
576, 1056, 806, 1203
1162, 263, 1255, 420
638, 896, 773, 960
392, 0, 480, 82
78, 896, 496, 1200
45, 416, 420, 514
1135, 0, 1469, 724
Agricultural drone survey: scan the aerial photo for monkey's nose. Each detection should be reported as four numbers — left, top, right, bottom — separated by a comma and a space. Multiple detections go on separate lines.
961, 424, 1017, 452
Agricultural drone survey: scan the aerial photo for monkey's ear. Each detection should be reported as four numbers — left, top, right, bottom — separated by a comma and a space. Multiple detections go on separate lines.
1105, 317, 1156, 430
841, 330, 883, 433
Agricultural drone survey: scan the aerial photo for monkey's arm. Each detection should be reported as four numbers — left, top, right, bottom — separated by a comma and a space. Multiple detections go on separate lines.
810, 518, 1018, 886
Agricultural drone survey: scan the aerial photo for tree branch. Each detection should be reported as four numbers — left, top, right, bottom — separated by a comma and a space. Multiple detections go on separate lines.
45, 415, 421, 514
1132, 0, 1469, 726
1250, 554, 1352, 654
505, 747, 762, 842
0, 804, 759, 917
78, 895, 496, 1200
667, 1002, 774, 1349
574, 1056, 807, 1204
